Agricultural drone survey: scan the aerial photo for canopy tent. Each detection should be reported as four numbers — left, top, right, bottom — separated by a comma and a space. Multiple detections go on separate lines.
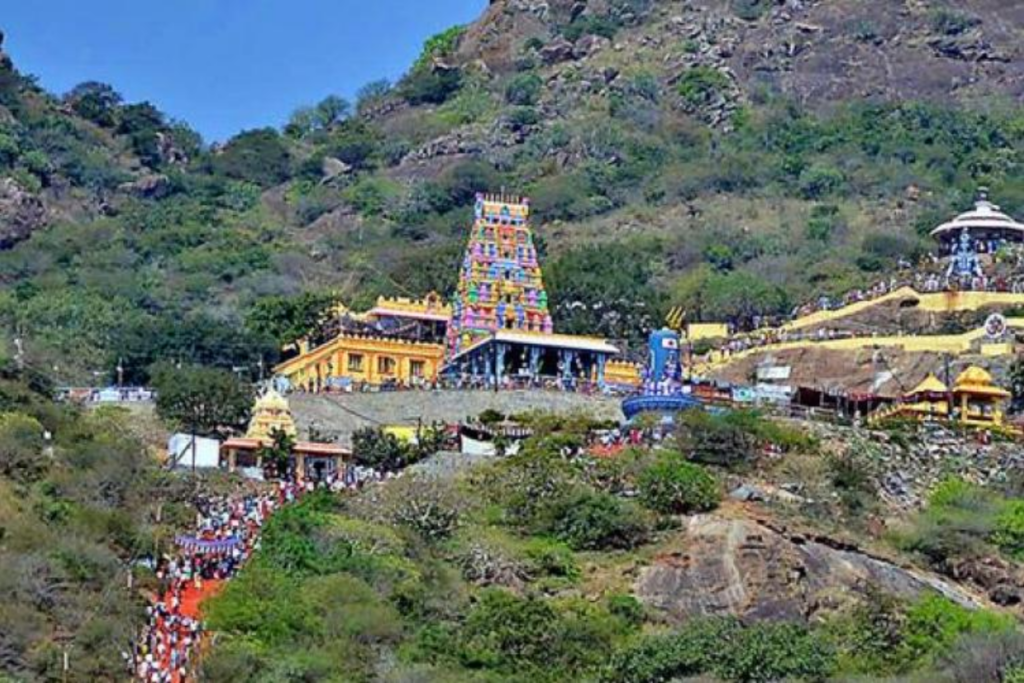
174, 535, 244, 555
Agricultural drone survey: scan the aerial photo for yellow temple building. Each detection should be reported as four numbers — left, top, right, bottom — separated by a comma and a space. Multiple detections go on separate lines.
222, 389, 349, 481
870, 366, 1013, 431
274, 293, 450, 391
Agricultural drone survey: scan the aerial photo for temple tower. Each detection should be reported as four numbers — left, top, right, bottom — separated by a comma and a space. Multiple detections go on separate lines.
447, 193, 553, 357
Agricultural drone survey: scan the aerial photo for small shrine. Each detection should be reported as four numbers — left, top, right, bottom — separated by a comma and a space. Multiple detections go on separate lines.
894, 374, 951, 420
953, 366, 1011, 428
221, 389, 349, 481
870, 366, 1013, 431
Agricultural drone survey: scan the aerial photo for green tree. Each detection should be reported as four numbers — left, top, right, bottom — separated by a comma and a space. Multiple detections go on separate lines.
677, 67, 729, 106
414, 25, 466, 69
355, 79, 392, 114
65, 81, 122, 127
258, 427, 296, 479
210, 128, 292, 186
547, 488, 650, 551
399, 66, 463, 106
678, 409, 758, 469
245, 292, 340, 348
639, 454, 720, 514
151, 363, 253, 436
0, 412, 45, 484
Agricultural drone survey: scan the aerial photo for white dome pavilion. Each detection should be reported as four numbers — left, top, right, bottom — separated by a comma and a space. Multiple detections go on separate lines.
930, 189, 1024, 243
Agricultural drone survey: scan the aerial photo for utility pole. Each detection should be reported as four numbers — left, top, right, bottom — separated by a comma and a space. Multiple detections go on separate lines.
116, 357, 124, 389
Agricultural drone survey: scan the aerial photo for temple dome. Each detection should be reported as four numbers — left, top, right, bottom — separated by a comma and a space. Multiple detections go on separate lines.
254, 388, 290, 413
953, 366, 1010, 398
930, 191, 1024, 242
905, 374, 948, 397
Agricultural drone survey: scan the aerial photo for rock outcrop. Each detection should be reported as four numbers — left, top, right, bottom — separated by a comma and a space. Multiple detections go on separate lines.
636, 514, 984, 622
0, 178, 47, 249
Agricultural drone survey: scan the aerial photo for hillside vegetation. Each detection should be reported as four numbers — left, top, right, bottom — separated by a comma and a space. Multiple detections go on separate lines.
1, 1, 1024, 381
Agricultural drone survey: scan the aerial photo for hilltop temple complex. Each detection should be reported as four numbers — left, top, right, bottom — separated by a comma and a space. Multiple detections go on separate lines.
693, 191, 1024, 429
274, 194, 640, 392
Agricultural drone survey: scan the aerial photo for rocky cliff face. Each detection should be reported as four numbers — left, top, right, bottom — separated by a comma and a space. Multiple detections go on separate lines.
456, 0, 1024, 108
636, 513, 986, 622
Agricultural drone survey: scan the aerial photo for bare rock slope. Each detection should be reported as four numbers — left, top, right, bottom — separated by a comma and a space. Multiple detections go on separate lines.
637, 513, 986, 622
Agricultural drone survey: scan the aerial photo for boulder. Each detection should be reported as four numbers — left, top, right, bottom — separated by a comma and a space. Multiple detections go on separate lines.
321, 157, 353, 182
119, 174, 171, 199
573, 34, 610, 59
540, 37, 575, 64
0, 178, 47, 249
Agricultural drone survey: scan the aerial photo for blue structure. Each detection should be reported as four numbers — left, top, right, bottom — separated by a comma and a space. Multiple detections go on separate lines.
622, 328, 702, 421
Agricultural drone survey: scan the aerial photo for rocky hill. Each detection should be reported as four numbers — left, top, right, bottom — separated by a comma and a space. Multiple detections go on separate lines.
2, 1, 1024, 383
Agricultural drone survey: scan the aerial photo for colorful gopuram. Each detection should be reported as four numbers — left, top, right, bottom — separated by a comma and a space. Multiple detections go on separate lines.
448, 193, 551, 356
444, 193, 621, 390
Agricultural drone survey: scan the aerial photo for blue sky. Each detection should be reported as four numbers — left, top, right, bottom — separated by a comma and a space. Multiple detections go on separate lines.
3, 0, 486, 141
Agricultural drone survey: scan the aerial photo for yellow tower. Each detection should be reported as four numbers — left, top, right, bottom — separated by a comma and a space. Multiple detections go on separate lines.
245, 388, 298, 441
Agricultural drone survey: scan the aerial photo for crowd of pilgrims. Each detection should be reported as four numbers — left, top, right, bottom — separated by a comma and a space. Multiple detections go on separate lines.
129, 480, 307, 682
721, 243, 1024, 352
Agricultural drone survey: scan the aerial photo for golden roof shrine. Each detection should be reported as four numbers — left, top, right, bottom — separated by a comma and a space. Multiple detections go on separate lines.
245, 388, 298, 441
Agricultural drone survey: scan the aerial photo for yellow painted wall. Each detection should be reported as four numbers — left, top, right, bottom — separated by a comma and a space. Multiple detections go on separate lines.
704, 318, 1024, 371
778, 287, 1024, 333
274, 335, 446, 388
606, 360, 642, 386
688, 323, 729, 341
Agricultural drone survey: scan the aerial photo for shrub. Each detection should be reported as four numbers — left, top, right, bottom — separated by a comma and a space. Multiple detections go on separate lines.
505, 73, 543, 106
930, 9, 980, 36
562, 15, 619, 42
400, 67, 463, 106
606, 594, 645, 626
210, 128, 291, 187
717, 621, 835, 682
0, 413, 46, 483
604, 618, 833, 682
677, 67, 729, 107
547, 488, 650, 551
798, 163, 846, 199
731, 0, 770, 21
414, 25, 466, 70
458, 590, 560, 670
900, 593, 1014, 665
897, 478, 1003, 564
677, 409, 758, 469
638, 455, 720, 514
991, 500, 1024, 559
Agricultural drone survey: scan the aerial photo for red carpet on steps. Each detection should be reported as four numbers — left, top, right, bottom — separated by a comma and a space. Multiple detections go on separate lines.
171, 579, 224, 620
